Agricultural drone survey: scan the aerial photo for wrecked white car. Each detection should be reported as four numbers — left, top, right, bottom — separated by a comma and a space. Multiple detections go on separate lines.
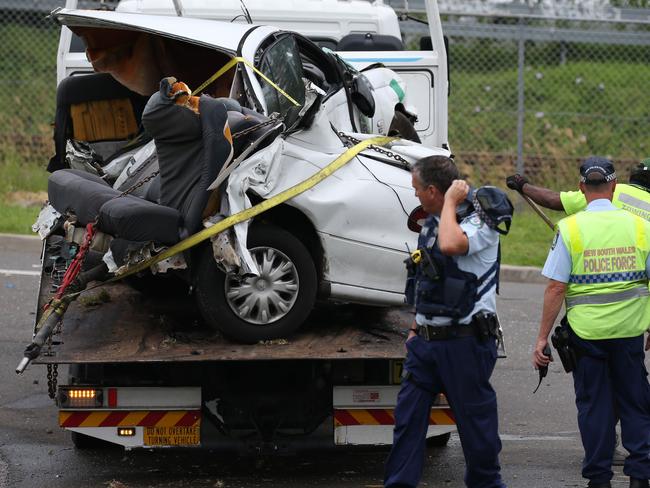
36, 8, 450, 343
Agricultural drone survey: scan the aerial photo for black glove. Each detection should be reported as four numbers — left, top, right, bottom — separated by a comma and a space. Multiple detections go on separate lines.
506, 174, 528, 192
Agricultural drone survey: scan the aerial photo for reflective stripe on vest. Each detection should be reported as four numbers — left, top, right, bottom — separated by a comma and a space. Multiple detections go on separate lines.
558, 209, 650, 340
614, 184, 650, 222
565, 285, 650, 308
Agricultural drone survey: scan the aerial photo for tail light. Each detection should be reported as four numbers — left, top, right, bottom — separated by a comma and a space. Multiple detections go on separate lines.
407, 206, 427, 233
58, 387, 103, 408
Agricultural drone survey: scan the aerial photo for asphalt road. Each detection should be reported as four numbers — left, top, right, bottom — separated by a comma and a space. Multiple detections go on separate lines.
0, 234, 639, 488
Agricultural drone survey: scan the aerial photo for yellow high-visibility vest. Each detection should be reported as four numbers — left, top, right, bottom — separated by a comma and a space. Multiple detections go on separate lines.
561, 184, 650, 220
558, 209, 650, 339
614, 184, 650, 221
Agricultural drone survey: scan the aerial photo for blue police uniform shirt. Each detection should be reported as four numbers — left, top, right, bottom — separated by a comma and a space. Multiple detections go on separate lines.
416, 211, 500, 326
542, 198, 650, 283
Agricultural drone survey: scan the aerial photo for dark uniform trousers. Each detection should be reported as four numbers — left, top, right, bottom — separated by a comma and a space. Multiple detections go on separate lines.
568, 328, 650, 484
384, 333, 506, 488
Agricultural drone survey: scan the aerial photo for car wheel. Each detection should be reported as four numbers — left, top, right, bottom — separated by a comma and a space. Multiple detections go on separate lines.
195, 223, 318, 343
426, 432, 451, 448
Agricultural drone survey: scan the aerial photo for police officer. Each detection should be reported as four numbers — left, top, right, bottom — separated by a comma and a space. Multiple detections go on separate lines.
384, 155, 509, 488
533, 157, 650, 488
506, 157, 650, 219
510, 157, 650, 466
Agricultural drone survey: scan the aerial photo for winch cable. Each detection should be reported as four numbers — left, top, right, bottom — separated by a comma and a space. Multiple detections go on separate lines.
16, 135, 395, 374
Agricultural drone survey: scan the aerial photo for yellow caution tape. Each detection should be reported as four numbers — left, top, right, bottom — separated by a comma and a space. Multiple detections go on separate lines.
193, 56, 300, 107
111, 135, 395, 281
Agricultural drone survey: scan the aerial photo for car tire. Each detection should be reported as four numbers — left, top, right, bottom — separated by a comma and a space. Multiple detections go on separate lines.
195, 223, 318, 343
426, 432, 451, 448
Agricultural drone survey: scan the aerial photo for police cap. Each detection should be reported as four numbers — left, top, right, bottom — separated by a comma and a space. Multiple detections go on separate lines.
579, 156, 616, 185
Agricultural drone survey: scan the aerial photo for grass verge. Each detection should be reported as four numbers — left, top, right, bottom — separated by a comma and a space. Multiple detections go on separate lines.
0, 147, 48, 235
0, 203, 41, 235
501, 207, 564, 268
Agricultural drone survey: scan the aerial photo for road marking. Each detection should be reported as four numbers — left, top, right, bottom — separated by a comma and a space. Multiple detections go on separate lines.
500, 434, 577, 442
0, 269, 40, 277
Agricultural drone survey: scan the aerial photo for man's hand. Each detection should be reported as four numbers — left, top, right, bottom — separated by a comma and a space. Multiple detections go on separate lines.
532, 338, 553, 369
645, 332, 650, 352
444, 179, 470, 206
506, 174, 528, 193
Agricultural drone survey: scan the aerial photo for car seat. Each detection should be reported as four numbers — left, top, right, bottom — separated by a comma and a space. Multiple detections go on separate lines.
47, 78, 282, 262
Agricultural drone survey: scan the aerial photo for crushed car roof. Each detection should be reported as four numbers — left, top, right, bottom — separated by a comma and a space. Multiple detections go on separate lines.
52, 8, 273, 53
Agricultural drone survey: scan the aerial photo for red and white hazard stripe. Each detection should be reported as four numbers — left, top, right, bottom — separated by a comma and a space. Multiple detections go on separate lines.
334, 408, 455, 427
59, 410, 200, 428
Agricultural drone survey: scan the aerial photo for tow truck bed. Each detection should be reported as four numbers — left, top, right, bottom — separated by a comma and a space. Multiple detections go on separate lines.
35, 281, 410, 364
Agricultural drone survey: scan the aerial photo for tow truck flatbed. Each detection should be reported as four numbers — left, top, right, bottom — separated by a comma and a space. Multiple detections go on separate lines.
35, 281, 410, 365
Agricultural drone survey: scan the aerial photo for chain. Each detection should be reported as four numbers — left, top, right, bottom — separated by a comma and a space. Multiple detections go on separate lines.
46, 363, 58, 399
337, 131, 410, 166
231, 115, 281, 140
119, 169, 160, 197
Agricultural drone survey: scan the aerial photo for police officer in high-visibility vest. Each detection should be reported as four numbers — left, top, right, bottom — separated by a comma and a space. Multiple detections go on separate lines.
384, 155, 512, 488
511, 159, 650, 467
506, 157, 650, 219
533, 157, 650, 488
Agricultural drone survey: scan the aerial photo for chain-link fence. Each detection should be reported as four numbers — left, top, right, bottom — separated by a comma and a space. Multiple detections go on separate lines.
0, 1, 109, 167
2, 2, 650, 194
400, 11, 650, 190
1, 1, 59, 164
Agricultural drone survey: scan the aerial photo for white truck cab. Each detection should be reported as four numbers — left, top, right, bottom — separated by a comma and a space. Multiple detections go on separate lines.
57, 0, 448, 149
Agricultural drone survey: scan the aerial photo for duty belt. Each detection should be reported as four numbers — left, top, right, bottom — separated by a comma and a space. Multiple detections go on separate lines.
416, 323, 476, 341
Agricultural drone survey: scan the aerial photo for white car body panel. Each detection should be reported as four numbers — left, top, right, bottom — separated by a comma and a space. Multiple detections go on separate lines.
225, 110, 448, 301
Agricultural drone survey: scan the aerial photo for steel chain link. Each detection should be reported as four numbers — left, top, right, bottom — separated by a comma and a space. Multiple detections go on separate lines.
231, 114, 282, 140
337, 131, 410, 166
119, 169, 160, 197
46, 363, 58, 399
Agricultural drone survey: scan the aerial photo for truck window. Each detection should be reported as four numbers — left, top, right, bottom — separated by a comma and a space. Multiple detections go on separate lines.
258, 35, 305, 128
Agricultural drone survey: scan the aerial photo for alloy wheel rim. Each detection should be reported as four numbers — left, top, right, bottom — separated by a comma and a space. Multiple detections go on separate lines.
225, 246, 300, 325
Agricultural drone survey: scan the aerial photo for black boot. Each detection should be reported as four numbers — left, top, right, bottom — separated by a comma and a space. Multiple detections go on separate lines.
587, 482, 611, 488
630, 478, 649, 488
